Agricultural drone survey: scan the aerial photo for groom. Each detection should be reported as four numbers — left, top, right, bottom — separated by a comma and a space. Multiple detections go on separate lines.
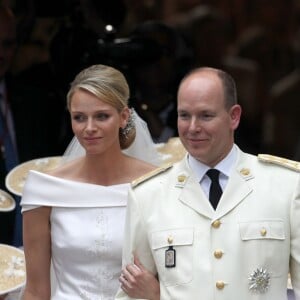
117, 67, 300, 300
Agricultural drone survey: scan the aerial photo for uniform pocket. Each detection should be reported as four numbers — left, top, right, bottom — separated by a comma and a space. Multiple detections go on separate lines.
238, 220, 287, 279
239, 220, 285, 240
151, 228, 194, 286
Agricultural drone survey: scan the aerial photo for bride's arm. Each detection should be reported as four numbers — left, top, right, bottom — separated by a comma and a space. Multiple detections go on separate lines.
119, 254, 160, 300
22, 207, 51, 300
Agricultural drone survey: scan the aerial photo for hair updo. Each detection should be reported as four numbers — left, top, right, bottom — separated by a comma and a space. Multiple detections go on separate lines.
67, 64, 136, 149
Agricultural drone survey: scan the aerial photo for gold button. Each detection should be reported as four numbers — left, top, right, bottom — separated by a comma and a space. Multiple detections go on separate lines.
214, 249, 223, 259
167, 236, 173, 244
240, 168, 250, 176
177, 175, 186, 182
260, 228, 267, 236
212, 220, 221, 228
216, 281, 225, 289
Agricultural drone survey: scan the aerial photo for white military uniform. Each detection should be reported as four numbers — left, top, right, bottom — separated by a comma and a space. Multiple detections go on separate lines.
116, 147, 300, 300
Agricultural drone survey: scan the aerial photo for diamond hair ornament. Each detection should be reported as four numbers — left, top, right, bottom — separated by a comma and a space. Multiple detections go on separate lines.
121, 108, 136, 139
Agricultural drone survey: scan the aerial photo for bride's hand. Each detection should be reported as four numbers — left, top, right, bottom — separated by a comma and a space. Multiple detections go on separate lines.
119, 254, 160, 300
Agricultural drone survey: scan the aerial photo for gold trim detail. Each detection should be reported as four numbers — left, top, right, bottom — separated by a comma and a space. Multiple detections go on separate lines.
131, 163, 173, 188
258, 154, 300, 172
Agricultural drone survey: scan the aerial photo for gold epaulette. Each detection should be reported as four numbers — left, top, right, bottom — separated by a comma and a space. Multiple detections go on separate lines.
131, 162, 173, 188
258, 154, 300, 172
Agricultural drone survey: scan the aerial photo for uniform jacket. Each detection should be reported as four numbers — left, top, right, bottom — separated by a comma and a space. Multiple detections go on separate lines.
116, 147, 300, 300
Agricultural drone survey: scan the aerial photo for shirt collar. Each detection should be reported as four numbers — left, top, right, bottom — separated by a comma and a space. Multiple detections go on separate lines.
188, 144, 238, 182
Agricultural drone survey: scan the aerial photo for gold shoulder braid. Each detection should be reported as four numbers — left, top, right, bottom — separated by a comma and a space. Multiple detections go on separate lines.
258, 154, 300, 172
131, 163, 173, 188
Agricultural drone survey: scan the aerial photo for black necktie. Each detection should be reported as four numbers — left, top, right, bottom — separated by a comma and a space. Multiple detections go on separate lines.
206, 169, 222, 209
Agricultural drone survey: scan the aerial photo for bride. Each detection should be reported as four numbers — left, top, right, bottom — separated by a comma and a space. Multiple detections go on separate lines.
21, 64, 160, 300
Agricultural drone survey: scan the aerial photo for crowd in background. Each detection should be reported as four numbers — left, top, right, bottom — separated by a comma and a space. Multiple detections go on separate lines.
3, 0, 300, 159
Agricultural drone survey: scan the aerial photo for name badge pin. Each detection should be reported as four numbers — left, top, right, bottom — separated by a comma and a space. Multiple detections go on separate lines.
165, 236, 176, 268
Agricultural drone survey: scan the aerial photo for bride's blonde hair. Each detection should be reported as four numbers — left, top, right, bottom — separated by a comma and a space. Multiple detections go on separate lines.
66, 64, 135, 149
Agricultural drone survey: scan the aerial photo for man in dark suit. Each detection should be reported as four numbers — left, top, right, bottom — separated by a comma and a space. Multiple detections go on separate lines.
0, 3, 69, 246
0, 3, 19, 245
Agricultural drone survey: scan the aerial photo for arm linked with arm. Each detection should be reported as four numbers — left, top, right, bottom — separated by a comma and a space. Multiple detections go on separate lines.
115, 187, 159, 300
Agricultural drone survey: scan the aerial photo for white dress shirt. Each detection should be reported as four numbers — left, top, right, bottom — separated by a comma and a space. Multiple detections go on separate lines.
188, 144, 238, 200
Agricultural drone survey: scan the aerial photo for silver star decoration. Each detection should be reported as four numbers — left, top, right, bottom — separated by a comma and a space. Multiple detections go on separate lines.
248, 268, 270, 293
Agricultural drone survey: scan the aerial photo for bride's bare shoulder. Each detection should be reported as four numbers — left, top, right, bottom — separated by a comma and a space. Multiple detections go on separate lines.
46, 158, 82, 179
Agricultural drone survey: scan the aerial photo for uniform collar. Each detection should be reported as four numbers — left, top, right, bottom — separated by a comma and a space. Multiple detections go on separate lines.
188, 144, 238, 182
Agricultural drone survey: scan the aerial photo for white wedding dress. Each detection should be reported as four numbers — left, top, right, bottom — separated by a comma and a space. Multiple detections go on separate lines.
21, 110, 163, 299
21, 170, 130, 300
